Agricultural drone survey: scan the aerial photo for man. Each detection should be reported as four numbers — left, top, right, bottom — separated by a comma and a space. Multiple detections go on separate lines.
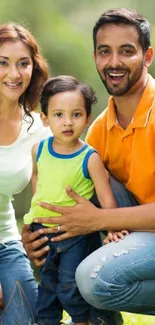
22, 8, 155, 323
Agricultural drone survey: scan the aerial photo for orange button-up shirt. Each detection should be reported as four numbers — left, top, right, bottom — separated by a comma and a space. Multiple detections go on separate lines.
86, 74, 155, 204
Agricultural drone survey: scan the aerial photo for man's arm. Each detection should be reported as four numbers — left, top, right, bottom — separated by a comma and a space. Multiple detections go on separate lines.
34, 188, 155, 239
22, 187, 155, 264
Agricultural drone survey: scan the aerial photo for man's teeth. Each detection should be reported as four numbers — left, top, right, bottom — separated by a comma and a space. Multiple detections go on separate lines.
109, 73, 125, 77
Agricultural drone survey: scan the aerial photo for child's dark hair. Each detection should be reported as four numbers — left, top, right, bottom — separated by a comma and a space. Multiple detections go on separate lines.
40, 75, 97, 117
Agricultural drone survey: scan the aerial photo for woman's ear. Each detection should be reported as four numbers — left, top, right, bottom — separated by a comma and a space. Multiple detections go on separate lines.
40, 112, 49, 127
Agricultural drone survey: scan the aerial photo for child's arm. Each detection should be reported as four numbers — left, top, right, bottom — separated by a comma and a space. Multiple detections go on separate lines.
88, 151, 117, 209
88, 152, 129, 242
31, 143, 39, 195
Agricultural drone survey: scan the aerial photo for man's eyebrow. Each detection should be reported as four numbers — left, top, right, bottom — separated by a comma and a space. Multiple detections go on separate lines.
120, 44, 136, 49
97, 44, 136, 51
97, 44, 110, 51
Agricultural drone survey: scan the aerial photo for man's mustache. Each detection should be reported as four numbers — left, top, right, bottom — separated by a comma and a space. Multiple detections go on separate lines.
103, 67, 130, 74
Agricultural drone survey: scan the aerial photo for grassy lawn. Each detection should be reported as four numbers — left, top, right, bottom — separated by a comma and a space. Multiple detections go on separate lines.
122, 312, 154, 324
62, 312, 155, 324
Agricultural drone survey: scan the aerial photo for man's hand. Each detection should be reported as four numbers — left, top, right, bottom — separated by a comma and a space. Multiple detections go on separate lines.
21, 224, 50, 267
35, 186, 100, 242
22, 187, 102, 262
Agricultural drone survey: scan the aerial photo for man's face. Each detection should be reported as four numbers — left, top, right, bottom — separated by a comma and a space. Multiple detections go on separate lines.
94, 24, 146, 96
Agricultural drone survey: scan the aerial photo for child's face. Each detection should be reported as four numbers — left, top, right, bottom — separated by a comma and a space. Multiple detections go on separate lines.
41, 89, 91, 144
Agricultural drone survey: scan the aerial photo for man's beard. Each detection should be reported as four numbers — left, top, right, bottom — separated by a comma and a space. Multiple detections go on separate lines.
97, 60, 145, 96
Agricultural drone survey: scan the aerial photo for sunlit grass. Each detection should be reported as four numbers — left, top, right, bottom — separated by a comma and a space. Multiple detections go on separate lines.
122, 312, 155, 324
62, 311, 155, 325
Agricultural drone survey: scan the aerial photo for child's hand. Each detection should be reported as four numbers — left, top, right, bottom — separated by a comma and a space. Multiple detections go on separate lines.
103, 230, 129, 244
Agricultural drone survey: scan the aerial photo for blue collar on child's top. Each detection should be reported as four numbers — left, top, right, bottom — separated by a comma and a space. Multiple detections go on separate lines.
48, 136, 88, 159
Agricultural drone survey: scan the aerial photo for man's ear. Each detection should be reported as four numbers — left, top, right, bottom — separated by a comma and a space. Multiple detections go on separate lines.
40, 112, 49, 127
144, 47, 154, 68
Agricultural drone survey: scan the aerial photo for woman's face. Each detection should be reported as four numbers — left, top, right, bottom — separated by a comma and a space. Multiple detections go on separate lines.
0, 40, 33, 102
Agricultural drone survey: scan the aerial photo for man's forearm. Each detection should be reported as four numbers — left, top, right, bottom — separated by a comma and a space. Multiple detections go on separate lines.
96, 202, 155, 231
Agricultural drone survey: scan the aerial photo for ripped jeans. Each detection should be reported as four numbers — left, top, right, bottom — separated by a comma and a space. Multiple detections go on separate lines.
76, 177, 155, 315
0, 240, 37, 325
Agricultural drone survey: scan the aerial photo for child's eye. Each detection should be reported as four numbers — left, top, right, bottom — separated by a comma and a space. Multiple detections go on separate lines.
55, 112, 62, 117
73, 112, 81, 117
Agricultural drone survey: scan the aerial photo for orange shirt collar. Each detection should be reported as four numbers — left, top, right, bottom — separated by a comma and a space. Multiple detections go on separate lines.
107, 74, 155, 131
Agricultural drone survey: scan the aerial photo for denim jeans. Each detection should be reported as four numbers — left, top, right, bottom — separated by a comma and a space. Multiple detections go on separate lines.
76, 177, 155, 316
0, 240, 37, 325
31, 223, 112, 325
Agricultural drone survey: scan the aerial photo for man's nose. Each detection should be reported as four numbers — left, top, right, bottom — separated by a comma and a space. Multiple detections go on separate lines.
109, 52, 122, 68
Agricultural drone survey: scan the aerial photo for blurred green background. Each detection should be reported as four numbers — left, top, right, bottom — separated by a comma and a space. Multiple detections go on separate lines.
3, 0, 155, 123
5, 1, 154, 323
11, 0, 155, 217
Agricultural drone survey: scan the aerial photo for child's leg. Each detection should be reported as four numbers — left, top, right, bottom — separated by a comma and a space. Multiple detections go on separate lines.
31, 223, 63, 325
57, 234, 119, 325
75, 321, 88, 325
57, 235, 94, 324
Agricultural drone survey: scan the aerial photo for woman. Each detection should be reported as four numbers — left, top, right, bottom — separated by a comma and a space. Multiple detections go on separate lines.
0, 22, 50, 324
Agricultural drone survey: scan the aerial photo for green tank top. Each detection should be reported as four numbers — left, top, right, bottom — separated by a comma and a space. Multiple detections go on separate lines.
24, 136, 96, 227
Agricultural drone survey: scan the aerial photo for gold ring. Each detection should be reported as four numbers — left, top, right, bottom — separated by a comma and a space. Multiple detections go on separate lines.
57, 225, 61, 232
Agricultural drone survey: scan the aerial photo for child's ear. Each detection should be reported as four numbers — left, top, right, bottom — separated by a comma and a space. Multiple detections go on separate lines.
86, 114, 91, 127
40, 112, 49, 127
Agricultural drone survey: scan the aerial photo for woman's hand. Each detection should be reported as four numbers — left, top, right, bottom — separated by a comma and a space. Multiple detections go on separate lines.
21, 224, 50, 267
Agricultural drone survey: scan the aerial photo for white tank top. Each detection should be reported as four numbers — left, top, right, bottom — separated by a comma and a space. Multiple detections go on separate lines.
0, 110, 51, 243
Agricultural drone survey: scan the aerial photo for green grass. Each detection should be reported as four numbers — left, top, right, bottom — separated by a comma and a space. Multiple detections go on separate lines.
62, 311, 155, 325
122, 312, 155, 324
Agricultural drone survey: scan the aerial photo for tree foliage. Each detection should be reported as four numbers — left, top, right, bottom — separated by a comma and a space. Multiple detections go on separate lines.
0, 0, 155, 119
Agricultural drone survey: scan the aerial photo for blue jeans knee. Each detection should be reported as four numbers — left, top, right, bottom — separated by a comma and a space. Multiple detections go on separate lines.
0, 240, 37, 325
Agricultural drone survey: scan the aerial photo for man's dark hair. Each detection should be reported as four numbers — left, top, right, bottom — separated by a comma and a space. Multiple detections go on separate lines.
40, 75, 97, 117
93, 8, 151, 53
